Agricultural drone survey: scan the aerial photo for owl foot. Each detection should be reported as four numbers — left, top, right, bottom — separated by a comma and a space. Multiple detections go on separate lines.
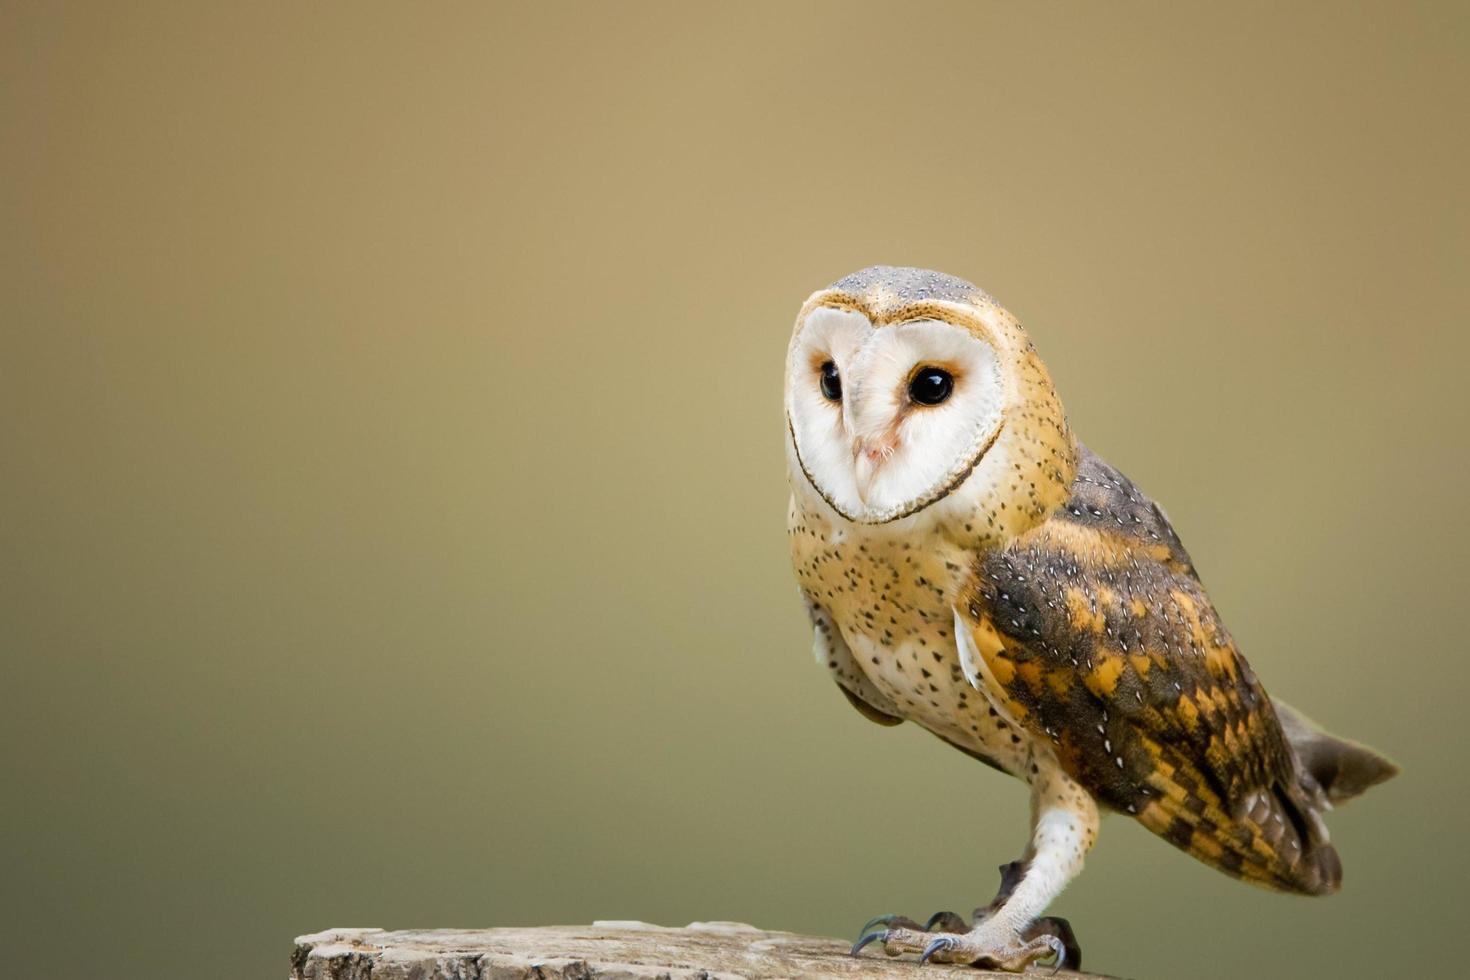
851, 922, 1067, 972
850, 861, 1080, 971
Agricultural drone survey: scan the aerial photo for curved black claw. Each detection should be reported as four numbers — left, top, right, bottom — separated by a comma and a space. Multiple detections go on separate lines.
922, 910, 970, 933
1024, 916, 1081, 971
855, 914, 924, 940
919, 935, 958, 965
1041, 935, 1067, 975
850, 929, 887, 958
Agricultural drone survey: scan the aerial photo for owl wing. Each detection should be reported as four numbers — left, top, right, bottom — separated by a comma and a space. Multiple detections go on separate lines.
955, 445, 1341, 895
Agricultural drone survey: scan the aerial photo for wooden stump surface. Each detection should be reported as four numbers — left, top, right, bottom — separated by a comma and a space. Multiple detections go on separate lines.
291, 922, 1122, 979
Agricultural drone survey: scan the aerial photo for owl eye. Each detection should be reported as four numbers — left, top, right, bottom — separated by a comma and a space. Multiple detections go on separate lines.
819, 360, 842, 402
909, 366, 953, 406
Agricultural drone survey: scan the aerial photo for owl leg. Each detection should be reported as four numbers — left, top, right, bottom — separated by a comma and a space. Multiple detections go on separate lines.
965, 859, 1082, 966
852, 758, 1098, 971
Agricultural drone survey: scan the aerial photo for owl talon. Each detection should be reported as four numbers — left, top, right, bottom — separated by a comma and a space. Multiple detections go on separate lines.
849, 929, 887, 957
920, 935, 960, 964
1023, 916, 1081, 971
923, 910, 970, 933
856, 914, 925, 938
1042, 935, 1067, 973
858, 910, 923, 934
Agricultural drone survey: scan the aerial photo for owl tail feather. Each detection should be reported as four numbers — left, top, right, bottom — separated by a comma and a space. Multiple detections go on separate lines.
1272, 697, 1400, 805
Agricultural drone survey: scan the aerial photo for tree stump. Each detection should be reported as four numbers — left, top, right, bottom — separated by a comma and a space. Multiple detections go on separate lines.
290, 922, 1121, 979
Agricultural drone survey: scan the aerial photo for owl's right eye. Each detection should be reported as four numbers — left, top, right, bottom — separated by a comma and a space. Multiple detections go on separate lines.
818, 361, 842, 402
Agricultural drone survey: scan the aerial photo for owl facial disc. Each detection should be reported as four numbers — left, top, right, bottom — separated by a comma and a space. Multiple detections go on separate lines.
785, 305, 1005, 524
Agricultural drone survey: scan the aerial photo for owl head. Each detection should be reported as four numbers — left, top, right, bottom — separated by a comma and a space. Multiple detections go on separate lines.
784, 266, 1078, 542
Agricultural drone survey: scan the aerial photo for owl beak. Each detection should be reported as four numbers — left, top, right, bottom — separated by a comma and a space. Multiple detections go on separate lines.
852, 439, 895, 505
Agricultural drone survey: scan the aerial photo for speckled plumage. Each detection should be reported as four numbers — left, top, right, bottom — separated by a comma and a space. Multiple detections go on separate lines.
784, 267, 1397, 971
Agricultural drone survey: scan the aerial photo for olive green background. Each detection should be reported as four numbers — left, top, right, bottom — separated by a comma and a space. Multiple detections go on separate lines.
3, 3, 1466, 978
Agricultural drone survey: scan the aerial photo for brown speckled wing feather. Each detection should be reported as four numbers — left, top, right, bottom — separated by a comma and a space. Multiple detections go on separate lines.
957, 446, 1341, 895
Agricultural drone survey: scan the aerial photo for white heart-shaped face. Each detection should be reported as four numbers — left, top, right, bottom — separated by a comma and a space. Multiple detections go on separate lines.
785, 305, 1006, 524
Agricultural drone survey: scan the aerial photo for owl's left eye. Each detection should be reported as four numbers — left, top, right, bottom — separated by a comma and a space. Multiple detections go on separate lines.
819, 361, 842, 402
909, 366, 953, 406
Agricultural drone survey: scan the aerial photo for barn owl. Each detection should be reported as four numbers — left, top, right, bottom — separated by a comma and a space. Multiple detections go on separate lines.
784, 267, 1397, 971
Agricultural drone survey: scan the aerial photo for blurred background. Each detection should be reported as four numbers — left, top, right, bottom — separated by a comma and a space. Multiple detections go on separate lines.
3, 3, 1467, 978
